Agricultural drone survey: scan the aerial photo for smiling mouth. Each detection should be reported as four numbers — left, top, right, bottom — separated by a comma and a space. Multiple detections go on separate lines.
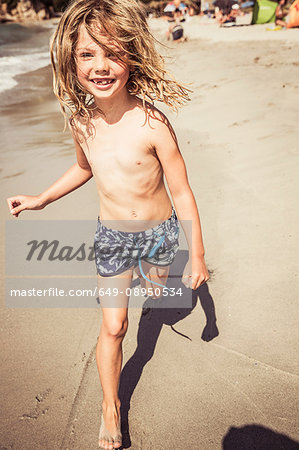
91, 79, 116, 85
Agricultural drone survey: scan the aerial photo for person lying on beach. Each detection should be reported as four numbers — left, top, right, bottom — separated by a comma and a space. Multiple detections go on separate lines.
275, 0, 290, 27
218, 3, 240, 25
6, 0, 209, 448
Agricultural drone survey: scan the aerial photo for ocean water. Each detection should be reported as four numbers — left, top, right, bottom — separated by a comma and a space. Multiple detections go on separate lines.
0, 51, 50, 92
0, 22, 56, 95
0, 20, 71, 168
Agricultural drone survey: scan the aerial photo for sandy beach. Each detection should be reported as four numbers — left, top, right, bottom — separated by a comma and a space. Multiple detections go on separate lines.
1, 15, 299, 449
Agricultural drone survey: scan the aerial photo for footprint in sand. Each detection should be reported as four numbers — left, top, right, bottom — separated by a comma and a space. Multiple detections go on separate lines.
229, 119, 250, 127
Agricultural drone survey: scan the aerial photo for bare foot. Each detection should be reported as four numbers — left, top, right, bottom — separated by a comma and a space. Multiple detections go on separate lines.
99, 403, 122, 449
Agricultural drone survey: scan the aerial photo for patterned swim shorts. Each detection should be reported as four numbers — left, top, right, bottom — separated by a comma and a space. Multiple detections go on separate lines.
94, 208, 179, 277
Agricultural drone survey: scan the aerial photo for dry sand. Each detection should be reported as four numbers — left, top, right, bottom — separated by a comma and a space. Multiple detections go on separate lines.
1, 16, 299, 449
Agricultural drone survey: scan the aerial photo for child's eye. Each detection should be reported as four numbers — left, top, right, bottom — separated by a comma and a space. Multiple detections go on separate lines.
80, 52, 93, 58
107, 50, 126, 60
107, 52, 119, 60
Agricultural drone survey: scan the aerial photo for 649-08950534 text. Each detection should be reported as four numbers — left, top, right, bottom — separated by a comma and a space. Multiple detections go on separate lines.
98, 287, 183, 297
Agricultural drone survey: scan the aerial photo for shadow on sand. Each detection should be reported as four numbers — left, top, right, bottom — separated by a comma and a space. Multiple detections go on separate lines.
222, 424, 299, 449
118, 250, 218, 448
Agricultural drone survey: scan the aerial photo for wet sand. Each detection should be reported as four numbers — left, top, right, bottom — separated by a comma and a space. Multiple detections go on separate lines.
1, 16, 299, 449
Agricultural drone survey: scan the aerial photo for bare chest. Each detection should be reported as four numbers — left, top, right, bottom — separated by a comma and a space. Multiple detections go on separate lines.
82, 127, 157, 175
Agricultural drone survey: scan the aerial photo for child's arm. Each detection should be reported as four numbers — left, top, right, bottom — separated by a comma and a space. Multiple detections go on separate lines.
151, 115, 210, 289
7, 129, 93, 218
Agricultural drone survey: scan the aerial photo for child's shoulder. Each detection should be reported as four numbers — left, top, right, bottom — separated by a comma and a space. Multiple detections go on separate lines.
134, 100, 177, 150
137, 99, 174, 133
69, 113, 83, 131
68, 109, 95, 142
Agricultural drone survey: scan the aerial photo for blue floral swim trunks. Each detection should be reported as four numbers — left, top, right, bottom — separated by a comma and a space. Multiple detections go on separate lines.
94, 208, 179, 277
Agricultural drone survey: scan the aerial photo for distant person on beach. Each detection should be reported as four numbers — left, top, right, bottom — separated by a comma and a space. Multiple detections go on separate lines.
217, 3, 240, 25
166, 9, 188, 42
275, 0, 290, 27
6, 0, 209, 448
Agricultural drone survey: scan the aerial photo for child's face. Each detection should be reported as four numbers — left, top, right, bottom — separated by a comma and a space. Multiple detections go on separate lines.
75, 25, 130, 102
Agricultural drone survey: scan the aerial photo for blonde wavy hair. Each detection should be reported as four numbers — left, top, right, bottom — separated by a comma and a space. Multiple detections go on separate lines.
50, 0, 191, 129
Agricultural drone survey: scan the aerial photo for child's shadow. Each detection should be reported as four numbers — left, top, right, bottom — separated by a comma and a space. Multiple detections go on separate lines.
118, 250, 218, 448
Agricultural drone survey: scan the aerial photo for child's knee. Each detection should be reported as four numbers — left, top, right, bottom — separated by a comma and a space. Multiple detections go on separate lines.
102, 318, 128, 338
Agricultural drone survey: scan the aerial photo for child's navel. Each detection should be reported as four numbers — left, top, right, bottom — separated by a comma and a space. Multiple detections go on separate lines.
136, 161, 141, 165
131, 210, 137, 218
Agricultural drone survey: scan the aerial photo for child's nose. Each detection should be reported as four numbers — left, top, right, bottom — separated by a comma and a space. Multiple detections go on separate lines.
94, 54, 109, 73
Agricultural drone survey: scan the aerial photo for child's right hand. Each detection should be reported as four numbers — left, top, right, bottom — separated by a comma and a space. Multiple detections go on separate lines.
6, 195, 45, 218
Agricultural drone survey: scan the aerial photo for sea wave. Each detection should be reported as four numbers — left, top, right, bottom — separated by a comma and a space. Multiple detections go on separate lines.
0, 51, 51, 93
0, 22, 54, 95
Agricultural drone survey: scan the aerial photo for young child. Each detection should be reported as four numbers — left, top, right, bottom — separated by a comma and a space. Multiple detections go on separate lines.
6, 0, 210, 448
166, 10, 187, 43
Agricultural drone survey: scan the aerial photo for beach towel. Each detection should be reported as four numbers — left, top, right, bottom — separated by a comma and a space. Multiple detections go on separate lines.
287, 0, 299, 28
251, 0, 277, 23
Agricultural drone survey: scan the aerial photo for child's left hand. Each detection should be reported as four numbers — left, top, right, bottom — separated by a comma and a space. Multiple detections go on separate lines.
182, 255, 210, 289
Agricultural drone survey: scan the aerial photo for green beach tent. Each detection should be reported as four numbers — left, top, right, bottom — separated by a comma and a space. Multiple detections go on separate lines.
252, 0, 277, 23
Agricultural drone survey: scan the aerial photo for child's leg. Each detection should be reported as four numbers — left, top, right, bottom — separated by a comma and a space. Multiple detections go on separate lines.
96, 268, 133, 449
135, 261, 170, 299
